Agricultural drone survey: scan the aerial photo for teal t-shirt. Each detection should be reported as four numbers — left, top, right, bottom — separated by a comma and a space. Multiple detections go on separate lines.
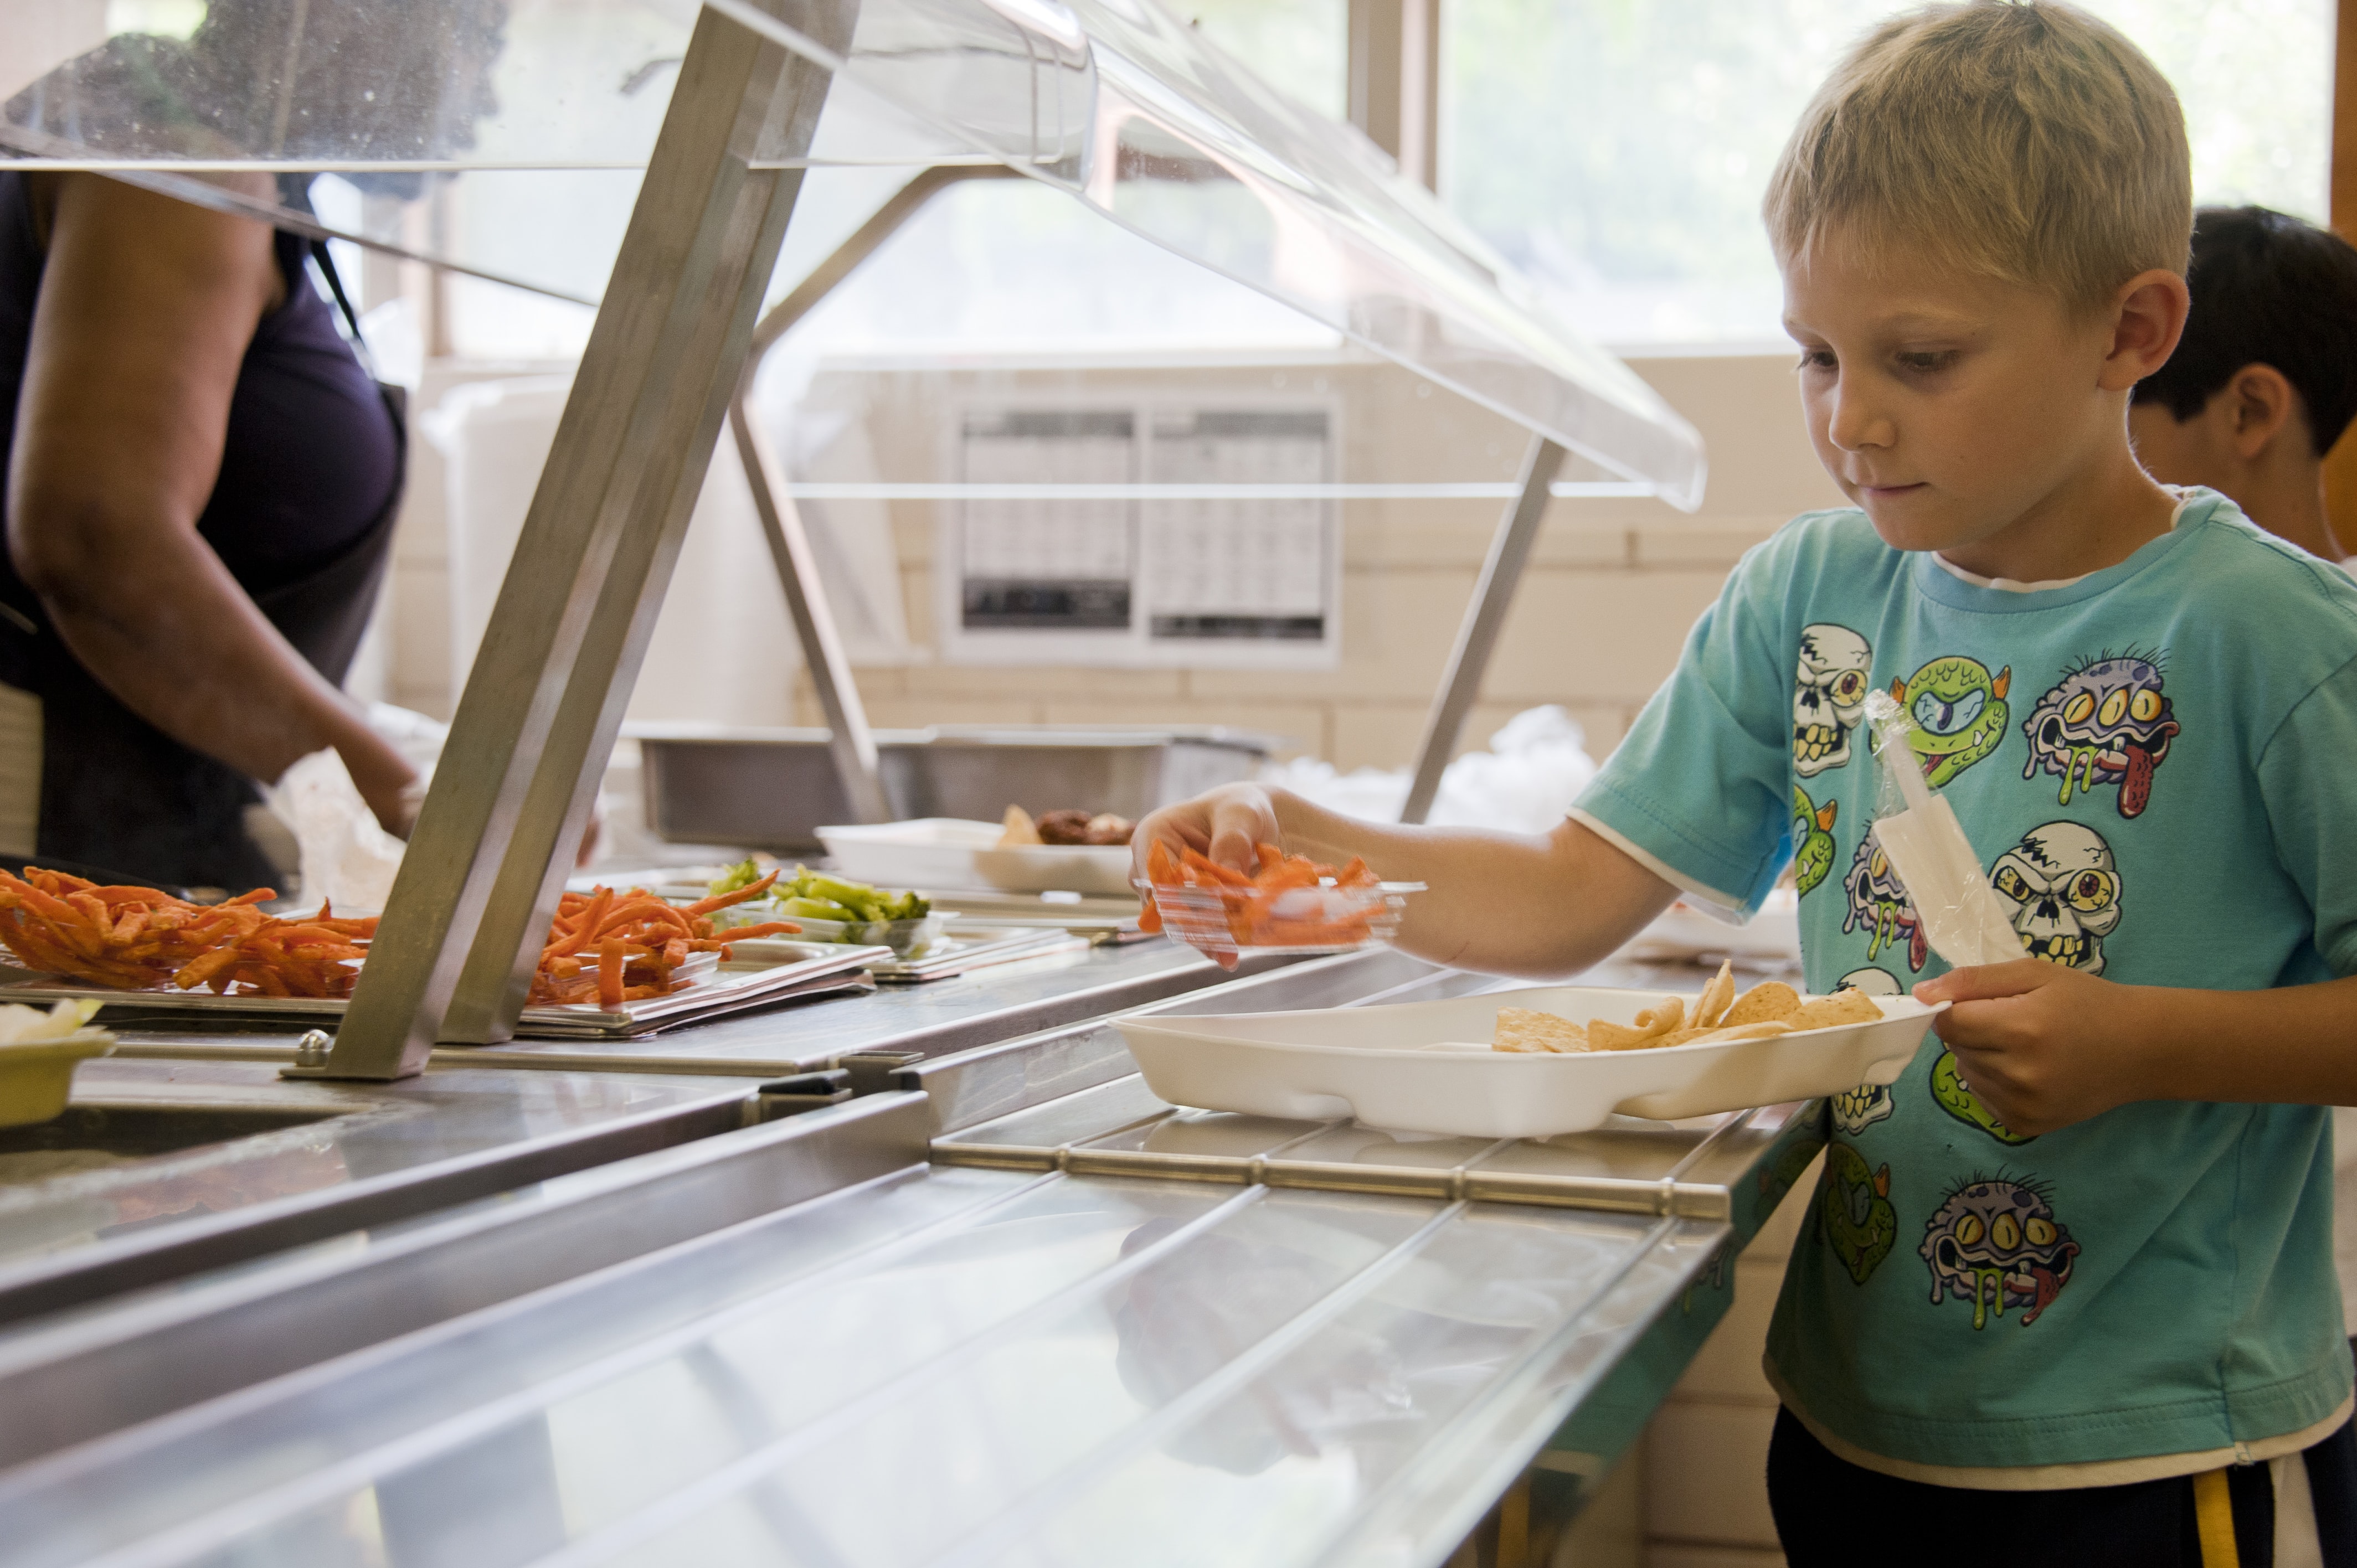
1576, 492, 2357, 1469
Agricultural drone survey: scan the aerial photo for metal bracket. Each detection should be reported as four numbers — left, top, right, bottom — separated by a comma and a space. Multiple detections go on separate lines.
305, 1, 860, 1079
1401, 433, 1567, 824
728, 164, 1021, 823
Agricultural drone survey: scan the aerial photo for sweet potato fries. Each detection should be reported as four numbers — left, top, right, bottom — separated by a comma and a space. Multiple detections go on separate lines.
527, 871, 799, 1008
0, 868, 376, 998
0, 865, 801, 1009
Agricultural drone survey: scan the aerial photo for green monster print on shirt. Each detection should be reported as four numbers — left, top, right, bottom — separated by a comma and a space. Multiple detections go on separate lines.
1891, 656, 2011, 787
1792, 786, 1838, 898
1931, 1049, 2034, 1145
1822, 1142, 1898, 1285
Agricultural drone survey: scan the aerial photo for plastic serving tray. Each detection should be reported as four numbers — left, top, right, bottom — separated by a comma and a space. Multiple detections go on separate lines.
1118, 985, 1944, 1138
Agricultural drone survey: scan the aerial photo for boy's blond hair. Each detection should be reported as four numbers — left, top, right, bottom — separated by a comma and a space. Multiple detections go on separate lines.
1764, 1, 2191, 309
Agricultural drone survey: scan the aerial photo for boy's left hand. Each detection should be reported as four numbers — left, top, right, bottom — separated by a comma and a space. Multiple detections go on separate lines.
1912, 960, 2143, 1136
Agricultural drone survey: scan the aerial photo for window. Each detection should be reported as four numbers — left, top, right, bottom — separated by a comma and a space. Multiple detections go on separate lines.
1441, 0, 2335, 347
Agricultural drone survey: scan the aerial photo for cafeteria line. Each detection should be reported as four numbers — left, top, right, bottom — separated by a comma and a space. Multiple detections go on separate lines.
0, 2, 2348, 1565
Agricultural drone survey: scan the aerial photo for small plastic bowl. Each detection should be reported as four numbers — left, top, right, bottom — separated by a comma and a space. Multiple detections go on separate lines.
0, 1028, 115, 1128
1140, 879, 1420, 961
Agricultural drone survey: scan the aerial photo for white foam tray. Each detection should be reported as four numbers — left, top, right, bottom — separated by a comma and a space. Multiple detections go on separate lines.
817, 819, 1135, 898
1118, 984, 1944, 1138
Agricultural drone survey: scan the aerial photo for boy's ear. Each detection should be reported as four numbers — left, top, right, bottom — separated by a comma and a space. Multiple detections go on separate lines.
2098, 269, 2191, 393
2224, 364, 2304, 461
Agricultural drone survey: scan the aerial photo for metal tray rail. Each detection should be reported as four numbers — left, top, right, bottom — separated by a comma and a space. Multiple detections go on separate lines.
931, 1091, 1799, 1223
913, 946, 1817, 1230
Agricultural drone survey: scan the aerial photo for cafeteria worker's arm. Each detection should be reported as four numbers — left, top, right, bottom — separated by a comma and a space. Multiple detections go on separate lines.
1133, 781, 1680, 979
6, 173, 418, 836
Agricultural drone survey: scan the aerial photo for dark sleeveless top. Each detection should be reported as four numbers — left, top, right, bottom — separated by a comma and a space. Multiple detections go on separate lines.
0, 171, 403, 890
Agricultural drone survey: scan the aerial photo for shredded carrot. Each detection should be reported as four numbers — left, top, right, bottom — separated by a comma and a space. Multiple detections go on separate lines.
1136, 843, 1385, 966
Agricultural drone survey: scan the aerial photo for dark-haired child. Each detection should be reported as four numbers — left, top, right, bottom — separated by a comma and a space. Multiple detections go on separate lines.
2130, 205, 2357, 561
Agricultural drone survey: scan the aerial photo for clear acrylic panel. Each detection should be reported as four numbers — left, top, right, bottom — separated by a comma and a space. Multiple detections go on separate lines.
0, 0, 1704, 503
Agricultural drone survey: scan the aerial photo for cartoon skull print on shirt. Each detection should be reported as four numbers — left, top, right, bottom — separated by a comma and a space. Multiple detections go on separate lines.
1828, 968, 1903, 1134
1794, 625, 1873, 776
1989, 822, 2122, 974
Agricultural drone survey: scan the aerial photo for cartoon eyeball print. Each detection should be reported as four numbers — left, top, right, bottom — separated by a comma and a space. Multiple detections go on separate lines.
2020, 653, 2179, 818
1921, 1176, 2078, 1330
1989, 822, 2121, 976
1891, 656, 2011, 787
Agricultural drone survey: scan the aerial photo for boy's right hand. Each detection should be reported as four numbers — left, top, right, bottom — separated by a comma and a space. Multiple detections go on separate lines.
1131, 783, 1280, 880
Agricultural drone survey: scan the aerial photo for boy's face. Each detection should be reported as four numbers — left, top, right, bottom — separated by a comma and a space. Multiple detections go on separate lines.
1782, 235, 2152, 564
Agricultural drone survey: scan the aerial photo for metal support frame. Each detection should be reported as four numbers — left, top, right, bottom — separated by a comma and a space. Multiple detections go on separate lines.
1401, 434, 1567, 825
728, 164, 1019, 824
306, 1, 857, 1077
1347, 0, 1442, 188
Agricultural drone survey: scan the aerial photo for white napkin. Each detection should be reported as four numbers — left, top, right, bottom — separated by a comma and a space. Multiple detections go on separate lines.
264, 749, 405, 913
1863, 692, 2022, 968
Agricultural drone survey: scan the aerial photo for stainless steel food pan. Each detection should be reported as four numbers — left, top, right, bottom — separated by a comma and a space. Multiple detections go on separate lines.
631, 725, 1279, 850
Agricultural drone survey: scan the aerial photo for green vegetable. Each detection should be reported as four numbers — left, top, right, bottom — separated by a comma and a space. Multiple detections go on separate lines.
717, 868, 930, 940
781, 896, 863, 924
798, 874, 877, 919
707, 857, 765, 898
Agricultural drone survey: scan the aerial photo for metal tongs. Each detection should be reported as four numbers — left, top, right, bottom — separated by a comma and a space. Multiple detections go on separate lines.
1863, 690, 2022, 968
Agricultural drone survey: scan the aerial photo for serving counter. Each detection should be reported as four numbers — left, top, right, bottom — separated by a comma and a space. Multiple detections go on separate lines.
0, 946, 1824, 1568
0, 3, 1760, 1559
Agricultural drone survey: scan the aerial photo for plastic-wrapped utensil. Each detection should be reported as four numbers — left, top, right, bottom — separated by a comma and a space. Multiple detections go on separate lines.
1862, 690, 2023, 968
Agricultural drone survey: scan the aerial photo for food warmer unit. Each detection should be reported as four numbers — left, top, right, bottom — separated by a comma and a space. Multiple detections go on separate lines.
0, 2, 1804, 1564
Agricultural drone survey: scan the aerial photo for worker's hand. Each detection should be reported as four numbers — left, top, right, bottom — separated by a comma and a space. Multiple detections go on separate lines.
338, 733, 423, 841
1913, 960, 2144, 1136
1132, 783, 1279, 880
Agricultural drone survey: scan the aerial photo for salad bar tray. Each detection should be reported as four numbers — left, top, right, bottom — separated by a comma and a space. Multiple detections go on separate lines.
0, 946, 885, 1040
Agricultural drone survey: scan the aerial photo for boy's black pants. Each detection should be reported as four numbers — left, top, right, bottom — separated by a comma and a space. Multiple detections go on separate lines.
1768, 1406, 2357, 1566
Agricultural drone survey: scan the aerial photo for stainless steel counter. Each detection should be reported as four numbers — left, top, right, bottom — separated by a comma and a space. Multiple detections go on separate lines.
0, 1058, 758, 1330
0, 939, 1278, 1325
0, 1158, 1731, 1568
0, 947, 1830, 1568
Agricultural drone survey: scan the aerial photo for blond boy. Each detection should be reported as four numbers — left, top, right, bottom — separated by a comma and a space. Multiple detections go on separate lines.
1140, 3, 2357, 1556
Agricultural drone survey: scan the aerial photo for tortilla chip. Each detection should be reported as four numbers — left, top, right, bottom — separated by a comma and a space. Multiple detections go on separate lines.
1695, 958, 1736, 1030
1721, 981, 1802, 1027
1585, 1019, 1660, 1051
1785, 988, 1886, 1031
1634, 997, 1685, 1034
1494, 1007, 1589, 1054
1686, 1020, 1795, 1045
